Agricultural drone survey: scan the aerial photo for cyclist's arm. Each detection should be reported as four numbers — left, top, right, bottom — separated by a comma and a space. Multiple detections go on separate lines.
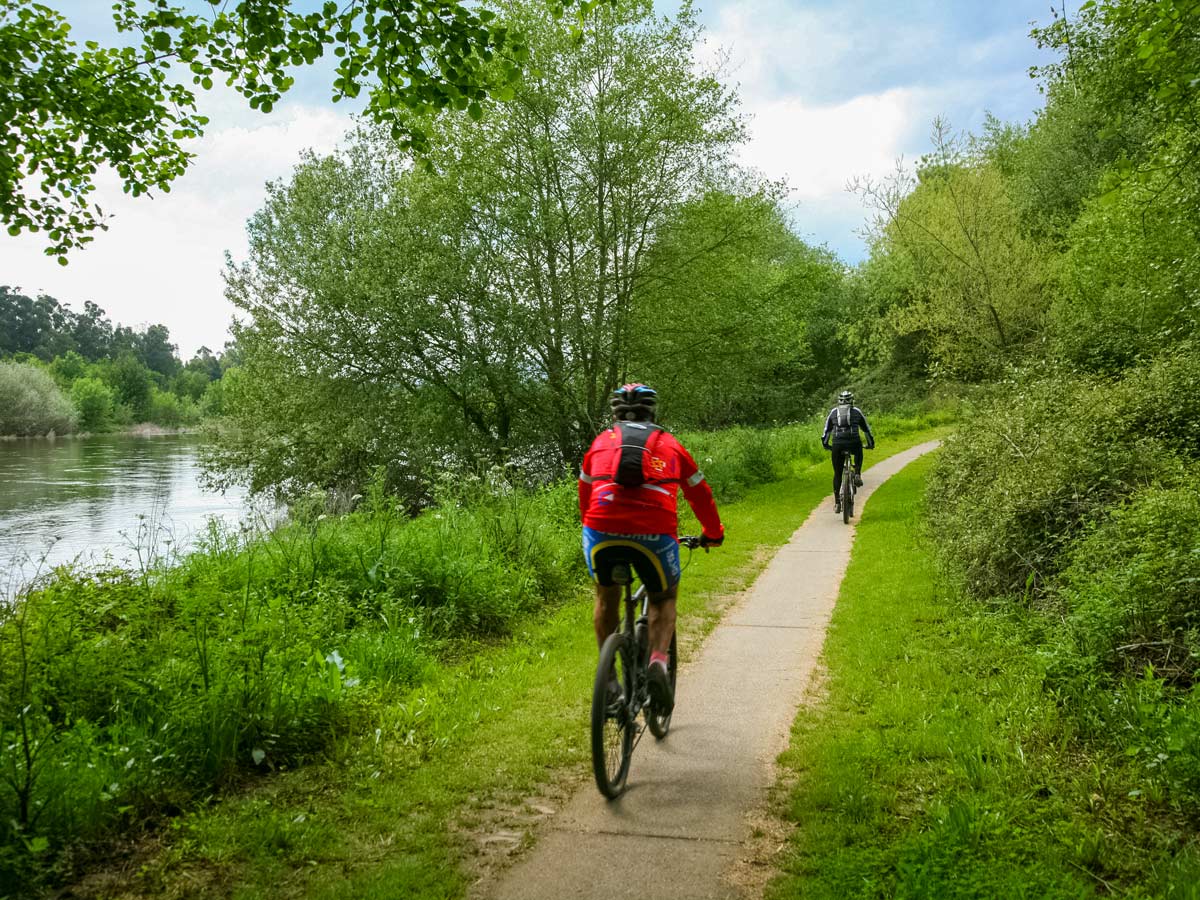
857, 409, 875, 446
820, 409, 834, 446
677, 447, 723, 540
578, 449, 598, 519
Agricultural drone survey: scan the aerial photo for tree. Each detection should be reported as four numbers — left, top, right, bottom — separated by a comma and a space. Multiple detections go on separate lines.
1, 0, 603, 262
0, 287, 75, 359
627, 190, 846, 427
105, 353, 153, 420
138, 323, 179, 377
70, 376, 115, 431
71, 301, 114, 361
853, 123, 1049, 381
215, 0, 751, 497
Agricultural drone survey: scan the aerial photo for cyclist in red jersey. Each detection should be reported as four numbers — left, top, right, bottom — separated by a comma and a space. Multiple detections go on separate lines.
578, 384, 724, 713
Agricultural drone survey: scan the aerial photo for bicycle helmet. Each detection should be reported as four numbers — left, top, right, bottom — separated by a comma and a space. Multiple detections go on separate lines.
838, 389, 854, 405
610, 383, 658, 422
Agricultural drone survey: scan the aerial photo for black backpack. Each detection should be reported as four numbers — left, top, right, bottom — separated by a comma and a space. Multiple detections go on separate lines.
833, 405, 857, 438
614, 422, 663, 487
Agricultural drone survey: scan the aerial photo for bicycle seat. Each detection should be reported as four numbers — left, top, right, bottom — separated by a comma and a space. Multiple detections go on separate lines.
610, 562, 633, 586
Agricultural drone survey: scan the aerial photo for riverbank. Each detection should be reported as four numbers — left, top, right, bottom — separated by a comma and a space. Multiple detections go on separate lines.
0, 423, 198, 440
2, 412, 952, 896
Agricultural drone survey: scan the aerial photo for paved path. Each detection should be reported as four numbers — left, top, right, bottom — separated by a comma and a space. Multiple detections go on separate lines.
486, 441, 941, 900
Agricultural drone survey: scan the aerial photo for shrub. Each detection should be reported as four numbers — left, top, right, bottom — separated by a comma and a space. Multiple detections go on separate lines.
1054, 482, 1200, 683
70, 377, 115, 432
926, 367, 1187, 599
0, 361, 77, 436
49, 350, 87, 386
104, 354, 152, 420
147, 388, 183, 428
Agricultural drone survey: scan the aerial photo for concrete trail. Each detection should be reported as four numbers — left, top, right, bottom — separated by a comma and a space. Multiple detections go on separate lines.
485, 440, 942, 900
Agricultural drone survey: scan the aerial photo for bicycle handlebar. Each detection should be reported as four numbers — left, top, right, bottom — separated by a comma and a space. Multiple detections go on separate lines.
679, 535, 704, 549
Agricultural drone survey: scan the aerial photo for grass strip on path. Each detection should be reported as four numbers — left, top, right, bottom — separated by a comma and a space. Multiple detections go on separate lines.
766, 454, 1200, 900
79, 428, 950, 900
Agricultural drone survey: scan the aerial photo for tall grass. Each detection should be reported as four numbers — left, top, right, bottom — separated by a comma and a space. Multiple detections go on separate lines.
925, 348, 1200, 838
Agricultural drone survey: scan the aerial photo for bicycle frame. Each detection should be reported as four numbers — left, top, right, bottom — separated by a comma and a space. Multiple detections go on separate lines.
591, 536, 701, 797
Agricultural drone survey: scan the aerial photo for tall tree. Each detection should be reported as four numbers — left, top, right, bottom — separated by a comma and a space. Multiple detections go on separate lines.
215, 0, 758, 497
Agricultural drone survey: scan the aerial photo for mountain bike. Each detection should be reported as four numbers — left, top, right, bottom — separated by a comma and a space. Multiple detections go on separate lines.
840, 451, 857, 524
590, 535, 703, 799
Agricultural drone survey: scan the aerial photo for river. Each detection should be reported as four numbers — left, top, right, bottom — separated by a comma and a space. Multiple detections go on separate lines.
0, 434, 259, 589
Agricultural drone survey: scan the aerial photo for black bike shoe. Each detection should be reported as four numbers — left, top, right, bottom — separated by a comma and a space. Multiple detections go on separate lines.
834, 497, 842, 514
853, 473, 864, 487
647, 660, 674, 716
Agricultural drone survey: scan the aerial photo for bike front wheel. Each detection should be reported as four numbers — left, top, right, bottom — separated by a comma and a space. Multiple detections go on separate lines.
647, 629, 678, 739
591, 632, 635, 798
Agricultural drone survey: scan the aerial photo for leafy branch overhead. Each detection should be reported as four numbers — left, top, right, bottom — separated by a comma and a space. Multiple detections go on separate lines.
0, 0, 603, 263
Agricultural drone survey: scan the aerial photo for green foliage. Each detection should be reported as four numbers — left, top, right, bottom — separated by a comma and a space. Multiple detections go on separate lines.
771, 458, 1200, 899
0, 465, 586, 887
1052, 131, 1200, 372
854, 123, 1050, 381
146, 387, 200, 429
215, 0, 759, 500
1053, 481, 1200, 682
69, 376, 115, 432
47, 349, 85, 385
103, 354, 153, 421
0, 0, 593, 259
629, 192, 849, 427
0, 360, 77, 436
928, 349, 1199, 599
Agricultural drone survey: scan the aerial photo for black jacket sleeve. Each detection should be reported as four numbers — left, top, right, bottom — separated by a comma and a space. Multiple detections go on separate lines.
856, 408, 874, 443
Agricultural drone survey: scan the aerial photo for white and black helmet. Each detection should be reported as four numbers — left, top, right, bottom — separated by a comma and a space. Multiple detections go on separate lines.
610, 383, 658, 422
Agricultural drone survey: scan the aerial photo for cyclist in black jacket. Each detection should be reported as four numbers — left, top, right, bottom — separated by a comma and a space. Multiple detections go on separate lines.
821, 390, 875, 514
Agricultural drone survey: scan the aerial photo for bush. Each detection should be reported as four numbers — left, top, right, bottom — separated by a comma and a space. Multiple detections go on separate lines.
147, 388, 181, 428
926, 363, 1191, 599
70, 377, 115, 432
0, 361, 77, 436
1054, 482, 1200, 682
104, 354, 152, 420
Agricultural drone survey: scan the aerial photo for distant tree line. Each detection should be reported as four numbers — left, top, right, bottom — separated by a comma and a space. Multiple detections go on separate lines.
0, 286, 234, 435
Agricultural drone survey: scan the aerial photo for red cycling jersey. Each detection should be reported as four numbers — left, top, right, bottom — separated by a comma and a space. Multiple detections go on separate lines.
578, 425, 724, 539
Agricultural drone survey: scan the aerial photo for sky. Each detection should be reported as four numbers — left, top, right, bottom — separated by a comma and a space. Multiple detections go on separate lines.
0, 0, 1074, 357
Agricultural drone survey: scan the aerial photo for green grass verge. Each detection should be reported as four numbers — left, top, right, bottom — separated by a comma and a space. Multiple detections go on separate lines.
74, 427, 949, 900
765, 454, 1200, 900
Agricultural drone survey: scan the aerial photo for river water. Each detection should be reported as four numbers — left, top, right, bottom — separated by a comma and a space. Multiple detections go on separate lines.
0, 434, 256, 589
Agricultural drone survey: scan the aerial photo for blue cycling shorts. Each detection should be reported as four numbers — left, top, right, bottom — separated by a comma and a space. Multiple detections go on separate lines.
582, 527, 682, 593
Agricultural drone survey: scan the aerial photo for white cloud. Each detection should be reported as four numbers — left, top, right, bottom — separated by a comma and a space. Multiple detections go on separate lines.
697, 0, 1057, 261
739, 88, 921, 199
0, 102, 352, 356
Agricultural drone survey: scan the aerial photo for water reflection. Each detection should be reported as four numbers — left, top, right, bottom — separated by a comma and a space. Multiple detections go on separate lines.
0, 434, 258, 585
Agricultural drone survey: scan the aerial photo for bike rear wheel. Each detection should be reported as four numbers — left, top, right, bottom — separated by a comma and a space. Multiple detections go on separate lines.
647, 629, 677, 739
591, 632, 635, 798
841, 464, 853, 524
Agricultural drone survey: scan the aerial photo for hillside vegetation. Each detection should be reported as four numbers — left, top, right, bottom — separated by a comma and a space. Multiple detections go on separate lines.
768, 0, 1200, 893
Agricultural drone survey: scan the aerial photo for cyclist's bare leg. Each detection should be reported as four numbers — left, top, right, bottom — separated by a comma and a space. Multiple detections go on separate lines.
646, 585, 679, 656
593, 582, 621, 649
